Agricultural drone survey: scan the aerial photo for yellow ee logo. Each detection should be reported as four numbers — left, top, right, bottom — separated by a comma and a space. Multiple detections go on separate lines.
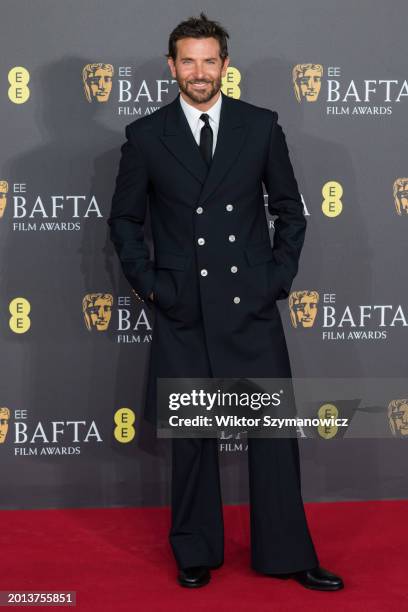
322, 181, 343, 217
9, 297, 31, 333
222, 67, 241, 99
114, 407, 136, 443
317, 403, 339, 439
8, 67, 30, 104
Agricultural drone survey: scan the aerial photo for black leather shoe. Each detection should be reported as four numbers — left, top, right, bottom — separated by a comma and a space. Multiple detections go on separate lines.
177, 566, 211, 588
291, 565, 344, 591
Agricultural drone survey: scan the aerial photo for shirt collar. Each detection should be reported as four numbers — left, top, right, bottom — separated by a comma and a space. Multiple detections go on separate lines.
179, 90, 222, 126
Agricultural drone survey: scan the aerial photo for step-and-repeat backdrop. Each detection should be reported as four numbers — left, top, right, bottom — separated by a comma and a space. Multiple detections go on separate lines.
1, 1, 407, 509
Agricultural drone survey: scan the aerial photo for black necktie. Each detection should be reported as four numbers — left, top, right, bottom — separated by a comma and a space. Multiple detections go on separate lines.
199, 113, 213, 168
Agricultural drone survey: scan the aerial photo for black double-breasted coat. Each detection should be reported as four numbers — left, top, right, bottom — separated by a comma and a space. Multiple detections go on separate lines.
107, 90, 307, 427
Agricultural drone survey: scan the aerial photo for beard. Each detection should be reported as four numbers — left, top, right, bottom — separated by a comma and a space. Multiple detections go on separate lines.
177, 75, 222, 104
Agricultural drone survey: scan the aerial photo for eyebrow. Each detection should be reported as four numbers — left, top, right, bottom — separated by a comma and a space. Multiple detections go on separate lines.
180, 56, 218, 61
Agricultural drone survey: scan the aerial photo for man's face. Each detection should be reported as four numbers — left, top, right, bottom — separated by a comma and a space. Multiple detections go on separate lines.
167, 37, 229, 106
298, 68, 322, 101
293, 295, 318, 327
86, 296, 112, 330
88, 67, 113, 102
391, 402, 408, 436
0, 193, 6, 217
0, 409, 10, 444
397, 185, 408, 213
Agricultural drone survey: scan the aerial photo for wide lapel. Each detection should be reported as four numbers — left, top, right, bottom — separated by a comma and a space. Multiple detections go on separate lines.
197, 91, 248, 206
160, 93, 208, 186
160, 91, 248, 206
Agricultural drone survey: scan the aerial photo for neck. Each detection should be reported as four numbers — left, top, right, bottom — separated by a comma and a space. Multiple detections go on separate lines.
180, 89, 221, 112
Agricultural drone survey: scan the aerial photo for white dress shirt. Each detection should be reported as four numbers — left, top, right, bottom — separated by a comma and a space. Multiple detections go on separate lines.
179, 91, 222, 156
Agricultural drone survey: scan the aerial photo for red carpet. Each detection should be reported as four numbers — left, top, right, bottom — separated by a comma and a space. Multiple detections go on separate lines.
1, 500, 406, 611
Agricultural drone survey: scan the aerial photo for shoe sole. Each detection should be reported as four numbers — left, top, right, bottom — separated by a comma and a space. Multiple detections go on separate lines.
178, 576, 211, 588
297, 582, 344, 591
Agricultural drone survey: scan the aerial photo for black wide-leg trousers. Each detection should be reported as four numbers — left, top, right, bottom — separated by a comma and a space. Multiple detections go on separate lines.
168, 436, 319, 573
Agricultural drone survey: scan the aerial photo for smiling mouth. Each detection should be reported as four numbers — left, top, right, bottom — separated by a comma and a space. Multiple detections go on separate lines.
191, 82, 209, 88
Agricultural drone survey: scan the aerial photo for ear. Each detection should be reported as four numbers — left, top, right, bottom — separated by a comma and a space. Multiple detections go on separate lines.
221, 56, 230, 77
167, 57, 176, 78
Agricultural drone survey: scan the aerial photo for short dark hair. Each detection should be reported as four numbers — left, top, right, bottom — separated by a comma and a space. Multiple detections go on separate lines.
166, 12, 229, 62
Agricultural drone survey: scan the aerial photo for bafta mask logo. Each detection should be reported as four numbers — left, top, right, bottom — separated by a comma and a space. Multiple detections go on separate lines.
0, 407, 10, 444
0, 180, 8, 219
393, 178, 408, 215
293, 64, 323, 103
83, 293, 113, 331
289, 291, 319, 328
388, 399, 408, 437
82, 63, 114, 103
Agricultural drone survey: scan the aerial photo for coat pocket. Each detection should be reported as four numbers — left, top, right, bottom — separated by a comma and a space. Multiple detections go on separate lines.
155, 250, 190, 271
244, 239, 289, 302
243, 239, 274, 299
153, 250, 191, 310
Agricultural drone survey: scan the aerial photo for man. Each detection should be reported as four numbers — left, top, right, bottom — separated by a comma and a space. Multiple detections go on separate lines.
107, 12, 344, 591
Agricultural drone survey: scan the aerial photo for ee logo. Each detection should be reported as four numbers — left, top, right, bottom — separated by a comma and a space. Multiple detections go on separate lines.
114, 407, 136, 443
9, 297, 31, 333
322, 181, 343, 217
222, 66, 241, 99
317, 403, 339, 439
8, 67, 30, 104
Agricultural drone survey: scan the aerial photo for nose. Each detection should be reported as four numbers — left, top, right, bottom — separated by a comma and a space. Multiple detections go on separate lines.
193, 66, 206, 80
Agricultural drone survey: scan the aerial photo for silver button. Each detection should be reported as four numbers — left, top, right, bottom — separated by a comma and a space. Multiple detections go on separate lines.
226, 204, 234, 211
231, 265, 238, 273
200, 269, 208, 276
197, 237, 205, 245
228, 234, 236, 242
233, 296, 240, 304
196, 206, 203, 214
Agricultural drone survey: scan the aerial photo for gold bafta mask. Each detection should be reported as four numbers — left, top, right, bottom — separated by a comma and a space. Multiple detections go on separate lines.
0, 180, 9, 218
82, 293, 113, 331
393, 178, 408, 215
293, 64, 323, 103
388, 399, 408, 437
0, 407, 10, 444
289, 291, 319, 328
82, 63, 114, 103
